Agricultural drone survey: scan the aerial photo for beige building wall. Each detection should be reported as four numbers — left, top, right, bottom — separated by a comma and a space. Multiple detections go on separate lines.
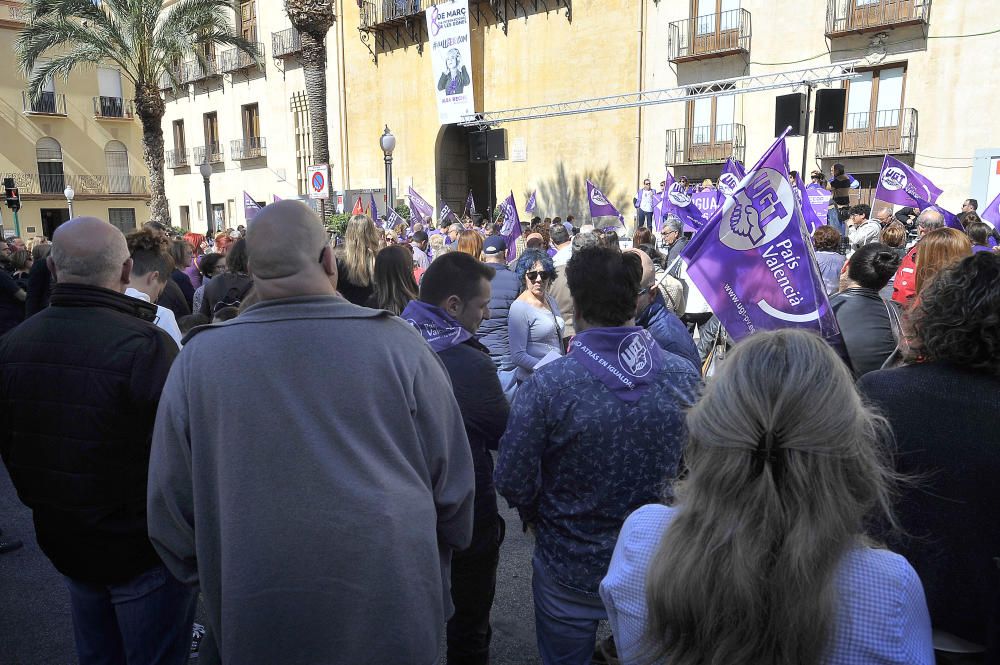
0, 0, 152, 239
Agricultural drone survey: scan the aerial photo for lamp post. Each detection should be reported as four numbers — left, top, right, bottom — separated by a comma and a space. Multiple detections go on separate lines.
380, 125, 396, 219
200, 162, 213, 236
63, 185, 75, 219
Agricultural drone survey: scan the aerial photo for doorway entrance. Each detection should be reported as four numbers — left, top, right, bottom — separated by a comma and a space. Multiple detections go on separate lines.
40, 208, 70, 239
435, 124, 493, 222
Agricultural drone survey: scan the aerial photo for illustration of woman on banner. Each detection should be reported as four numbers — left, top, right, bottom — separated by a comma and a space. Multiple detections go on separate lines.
438, 48, 470, 96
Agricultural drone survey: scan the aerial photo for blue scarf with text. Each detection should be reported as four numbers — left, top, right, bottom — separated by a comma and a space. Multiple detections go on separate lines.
570, 326, 664, 402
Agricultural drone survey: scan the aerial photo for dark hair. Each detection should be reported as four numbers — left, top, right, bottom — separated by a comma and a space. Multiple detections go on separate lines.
419, 250, 495, 306
513, 249, 555, 294
225, 239, 249, 274
846, 243, 901, 290
848, 204, 871, 218
965, 198, 979, 210
213, 306, 239, 322
126, 228, 174, 281
633, 227, 654, 248
958, 211, 981, 229
9, 249, 31, 272
966, 221, 992, 246
833, 163, 845, 176
550, 224, 570, 245
905, 253, 1000, 374
565, 246, 642, 327
177, 313, 211, 335
880, 222, 907, 249
199, 252, 225, 278
602, 230, 620, 249
636, 243, 665, 270
812, 225, 841, 251
372, 245, 419, 316
168, 239, 191, 269
411, 230, 428, 243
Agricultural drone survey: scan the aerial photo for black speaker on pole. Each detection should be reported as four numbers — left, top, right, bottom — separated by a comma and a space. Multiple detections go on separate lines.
469, 132, 489, 163
469, 128, 507, 162
775, 93, 807, 137
814, 88, 847, 133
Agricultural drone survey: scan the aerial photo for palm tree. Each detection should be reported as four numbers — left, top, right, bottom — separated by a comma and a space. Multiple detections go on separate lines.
17, 0, 258, 225
284, 0, 335, 169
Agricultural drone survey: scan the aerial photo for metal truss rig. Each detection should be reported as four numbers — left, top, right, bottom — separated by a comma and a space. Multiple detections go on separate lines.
459, 64, 860, 126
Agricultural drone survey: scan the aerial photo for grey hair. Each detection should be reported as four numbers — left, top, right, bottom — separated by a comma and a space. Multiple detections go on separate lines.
641, 329, 898, 665
448, 223, 463, 233
50, 234, 128, 288
662, 215, 683, 234
916, 208, 944, 231
571, 231, 599, 252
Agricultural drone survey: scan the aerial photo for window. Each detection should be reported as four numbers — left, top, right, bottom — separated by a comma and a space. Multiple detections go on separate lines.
693, 0, 739, 35
291, 92, 312, 195
845, 65, 906, 131
97, 67, 124, 117
203, 112, 220, 159
173, 120, 186, 152
179, 206, 191, 231
687, 88, 735, 145
36, 137, 64, 194
242, 103, 261, 145
240, 0, 257, 42
108, 208, 137, 233
105, 141, 131, 193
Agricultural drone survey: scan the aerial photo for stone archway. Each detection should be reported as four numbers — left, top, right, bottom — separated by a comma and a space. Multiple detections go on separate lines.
435, 124, 493, 221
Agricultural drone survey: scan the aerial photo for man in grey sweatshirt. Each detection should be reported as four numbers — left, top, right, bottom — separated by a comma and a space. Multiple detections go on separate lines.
147, 201, 476, 665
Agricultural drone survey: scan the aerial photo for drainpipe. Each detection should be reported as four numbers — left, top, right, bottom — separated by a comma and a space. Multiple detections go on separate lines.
336, 1, 351, 196
636, 0, 646, 223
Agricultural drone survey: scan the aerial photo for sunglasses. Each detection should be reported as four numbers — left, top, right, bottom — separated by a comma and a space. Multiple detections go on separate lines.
526, 270, 554, 282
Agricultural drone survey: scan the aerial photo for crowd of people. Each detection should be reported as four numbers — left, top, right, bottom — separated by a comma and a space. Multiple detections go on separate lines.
0, 182, 997, 665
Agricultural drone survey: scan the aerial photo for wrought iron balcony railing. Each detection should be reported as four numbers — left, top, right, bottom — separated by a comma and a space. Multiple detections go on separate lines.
826, 0, 930, 36
231, 137, 266, 160
218, 43, 264, 73
272, 27, 302, 58
165, 148, 190, 169
1, 0, 29, 23
666, 123, 746, 165
359, 0, 426, 30
180, 57, 222, 83
668, 9, 751, 63
193, 144, 224, 164
22, 91, 67, 116
0, 173, 148, 196
93, 96, 134, 119
816, 108, 917, 158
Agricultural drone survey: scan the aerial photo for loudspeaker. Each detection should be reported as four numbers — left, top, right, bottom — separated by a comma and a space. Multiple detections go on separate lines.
469, 128, 508, 162
775, 93, 807, 137
814, 88, 847, 133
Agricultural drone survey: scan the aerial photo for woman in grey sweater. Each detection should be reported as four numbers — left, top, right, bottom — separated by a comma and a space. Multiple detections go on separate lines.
508, 249, 564, 383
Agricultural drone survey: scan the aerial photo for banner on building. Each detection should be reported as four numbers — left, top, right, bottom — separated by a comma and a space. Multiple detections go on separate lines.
427, 0, 475, 125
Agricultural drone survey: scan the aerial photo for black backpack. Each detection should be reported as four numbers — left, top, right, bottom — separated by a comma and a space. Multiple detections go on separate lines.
212, 280, 253, 314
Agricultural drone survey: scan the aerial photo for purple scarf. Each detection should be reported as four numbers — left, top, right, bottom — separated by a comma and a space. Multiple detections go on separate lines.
401, 300, 471, 352
570, 327, 664, 402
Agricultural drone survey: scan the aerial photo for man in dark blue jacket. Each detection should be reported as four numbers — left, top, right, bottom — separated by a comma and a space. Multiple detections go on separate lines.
477, 236, 520, 394
401, 251, 510, 665
626, 248, 699, 371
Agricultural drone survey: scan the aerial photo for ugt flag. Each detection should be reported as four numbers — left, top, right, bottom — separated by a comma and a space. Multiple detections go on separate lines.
661, 170, 708, 233
499, 191, 522, 262
439, 200, 457, 224
717, 158, 746, 198
243, 191, 262, 223
586, 180, 624, 224
407, 187, 434, 226
465, 189, 477, 216
525, 191, 537, 213
369, 192, 379, 222
874, 155, 943, 209
794, 178, 824, 234
680, 132, 842, 346
385, 208, 406, 232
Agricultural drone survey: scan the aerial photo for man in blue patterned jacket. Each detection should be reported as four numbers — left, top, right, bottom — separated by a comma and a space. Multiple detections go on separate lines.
495, 246, 701, 665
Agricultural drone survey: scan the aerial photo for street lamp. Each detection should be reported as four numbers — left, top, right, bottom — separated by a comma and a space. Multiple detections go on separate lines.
63, 185, 75, 219
199, 162, 213, 236
380, 125, 396, 218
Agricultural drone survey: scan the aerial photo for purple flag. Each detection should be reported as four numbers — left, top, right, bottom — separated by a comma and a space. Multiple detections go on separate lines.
385, 208, 406, 231
804, 183, 832, 227
407, 187, 434, 227
587, 180, 624, 224
663, 170, 708, 233
525, 190, 537, 213
369, 192, 379, 223
439, 200, 457, 224
914, 199, 963, 231
465, 190, 477, 216
873, 155, 943, 208
680, 132, 842, 347
690, 191, 722, 222
717, 158, 746, 198
243, 191, 262, 222
272, 194, 282, 203
794, 178, 824, 234
499, 191, 522, 262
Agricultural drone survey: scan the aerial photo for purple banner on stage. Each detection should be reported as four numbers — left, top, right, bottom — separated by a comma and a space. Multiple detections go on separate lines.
663, 170, 708, 233
680, 133, 842, 346
873, 155, 943, 208
587, 180, 624, 224
408, 187, 434, 226
499, 191, 522, 262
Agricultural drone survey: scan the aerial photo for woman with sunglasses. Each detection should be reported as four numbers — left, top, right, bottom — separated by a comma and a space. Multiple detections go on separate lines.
508, 249, 564, 386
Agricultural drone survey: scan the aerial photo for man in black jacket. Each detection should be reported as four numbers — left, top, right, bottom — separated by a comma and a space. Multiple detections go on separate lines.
401, 252, 510, 665
0, 217, 195, 665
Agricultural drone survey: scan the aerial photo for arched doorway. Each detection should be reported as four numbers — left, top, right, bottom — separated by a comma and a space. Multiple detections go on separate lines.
435, 124, 493, 222
105, 140, 131, 193
36, 137, 64, 194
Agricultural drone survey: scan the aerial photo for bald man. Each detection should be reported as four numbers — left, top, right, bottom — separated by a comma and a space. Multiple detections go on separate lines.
626, 247, 700, 371
147, 201, 475, 665
0, 217, 194, 665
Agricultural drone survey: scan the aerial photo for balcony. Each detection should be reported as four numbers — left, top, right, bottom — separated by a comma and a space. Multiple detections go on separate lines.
219, 42, 264, 73
165, 148, 190, 169
668, 9, 751, 63
826, 0, 930, 37
666, 124, 746, 165
1, 173, 149, 196
816, 108, 917, 158
193, 144, 224, 164
179, 57, 221, 84
231, 137, 266, 160
359, 0, 424, 30
22, 91, 67, 116
272, 28, 301, 58
93, 96, 134, 120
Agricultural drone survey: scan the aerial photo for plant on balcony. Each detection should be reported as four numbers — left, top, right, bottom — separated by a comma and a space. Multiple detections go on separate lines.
16, 0, 259, 226
284, 0, 335, 175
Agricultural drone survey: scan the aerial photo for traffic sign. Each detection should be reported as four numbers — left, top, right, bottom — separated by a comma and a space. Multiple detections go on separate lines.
307, 164, 330, 200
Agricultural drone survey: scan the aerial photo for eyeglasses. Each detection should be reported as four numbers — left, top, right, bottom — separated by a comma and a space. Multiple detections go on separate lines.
526, 270, 554, 282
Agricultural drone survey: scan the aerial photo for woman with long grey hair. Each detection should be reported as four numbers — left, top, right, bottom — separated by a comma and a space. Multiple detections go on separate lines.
600, 329, 934, 665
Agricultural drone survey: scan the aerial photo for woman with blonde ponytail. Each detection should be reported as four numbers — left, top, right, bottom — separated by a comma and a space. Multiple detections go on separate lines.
600, 329, 933, 665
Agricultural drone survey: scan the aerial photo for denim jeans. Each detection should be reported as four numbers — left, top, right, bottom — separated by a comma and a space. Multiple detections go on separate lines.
64, 563, 197, 665
447, 514, 506, 665
827, 206, 845, 234
532, 555, 607, 665
636, 209, 653, 229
